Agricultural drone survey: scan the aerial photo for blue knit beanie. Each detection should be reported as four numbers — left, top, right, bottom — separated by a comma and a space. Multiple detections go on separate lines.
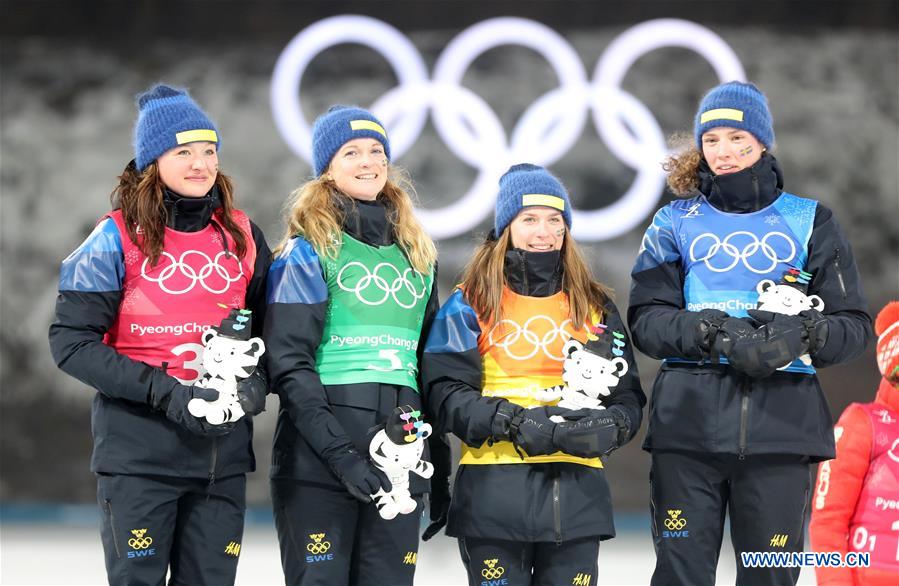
311, 105, 391, 177
133, 84, 220, 172
694, 81, 775, 149
494, 164, 572, 235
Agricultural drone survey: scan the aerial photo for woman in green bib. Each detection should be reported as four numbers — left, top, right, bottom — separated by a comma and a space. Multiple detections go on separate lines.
264, 106, 442, 586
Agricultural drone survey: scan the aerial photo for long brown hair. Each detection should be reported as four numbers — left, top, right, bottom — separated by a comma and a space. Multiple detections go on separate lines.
274, 166, 437, 274
662, 132, 704, 196
110, 161, 247, 265
459, 227, 612, 328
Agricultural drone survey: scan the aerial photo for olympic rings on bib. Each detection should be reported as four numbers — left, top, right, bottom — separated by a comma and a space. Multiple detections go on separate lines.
271, 15, 746, 240
336, 261, 428, 308
487, 315, 575, 361
141, 250, 244, 295
689, 231, 796, 274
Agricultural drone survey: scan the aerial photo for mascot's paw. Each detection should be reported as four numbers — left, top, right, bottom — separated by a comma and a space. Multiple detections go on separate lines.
399, 498, 418, 515
536, 385, 564, 402
419, 461, 435, 480
373, 492, 401, 520
187, 396, 244, 425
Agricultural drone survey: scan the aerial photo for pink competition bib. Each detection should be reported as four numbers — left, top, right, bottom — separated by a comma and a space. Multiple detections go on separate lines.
848, 402, 899, 572
104, 210, 255, 383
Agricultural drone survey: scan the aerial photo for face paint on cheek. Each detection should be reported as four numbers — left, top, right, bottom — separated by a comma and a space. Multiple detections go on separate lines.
555, 228, 565, 237
739, 145, 754, 157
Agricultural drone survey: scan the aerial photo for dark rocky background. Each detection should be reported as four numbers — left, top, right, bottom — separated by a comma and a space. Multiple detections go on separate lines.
2, 0, 897, 511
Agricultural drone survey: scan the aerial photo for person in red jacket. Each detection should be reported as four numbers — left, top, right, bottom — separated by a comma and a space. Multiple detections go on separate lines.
810, 301, 899, 585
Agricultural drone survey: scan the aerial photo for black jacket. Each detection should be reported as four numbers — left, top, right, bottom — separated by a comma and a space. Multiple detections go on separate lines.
264, 196, 441, 493
49, 187, 271, 479
422, 247, 646, 542
628, 154, 873, 461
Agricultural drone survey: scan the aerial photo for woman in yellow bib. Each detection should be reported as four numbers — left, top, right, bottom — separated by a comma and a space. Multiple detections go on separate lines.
422, 164, 646, 585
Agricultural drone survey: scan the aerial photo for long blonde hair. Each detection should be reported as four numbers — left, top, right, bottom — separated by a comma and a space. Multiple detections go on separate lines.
662, 133, 704, 196
110, 161, 247, 265
274, 166, 437, 273
459, 228, 611, 328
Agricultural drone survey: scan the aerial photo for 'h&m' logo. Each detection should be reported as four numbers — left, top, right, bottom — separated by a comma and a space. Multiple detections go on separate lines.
306, 533, 334, 564
126, 528, 157, 559
573, 572, 593, 585
403, 551, 417, 565
224, 541, 241, 557
769, 534, 788, 548
662, 509, 690, 538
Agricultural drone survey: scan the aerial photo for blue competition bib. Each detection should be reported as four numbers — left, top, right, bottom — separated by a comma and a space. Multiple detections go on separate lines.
668, 192, 817, 373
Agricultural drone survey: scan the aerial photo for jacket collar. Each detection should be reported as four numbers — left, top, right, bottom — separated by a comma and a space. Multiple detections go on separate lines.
698, 152, 784, 213
503, 248, 563, 297
335, 193, 393, 247
163, 186, 221, 232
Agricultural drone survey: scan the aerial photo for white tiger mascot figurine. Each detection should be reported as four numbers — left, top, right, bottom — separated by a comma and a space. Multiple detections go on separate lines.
537, 327, 628, 422
368, 405, 434, 520
188, 307, 265, 425
755, 268, 824, 368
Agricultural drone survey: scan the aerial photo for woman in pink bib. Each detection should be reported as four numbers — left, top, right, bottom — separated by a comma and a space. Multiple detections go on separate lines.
49, 84, 271, 586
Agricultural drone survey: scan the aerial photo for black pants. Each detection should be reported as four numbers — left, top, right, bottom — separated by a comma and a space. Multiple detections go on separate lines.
97, 473, 246, 586
649, 450, 811, 586
271, 479, 423, 586
458, 536, 600, 586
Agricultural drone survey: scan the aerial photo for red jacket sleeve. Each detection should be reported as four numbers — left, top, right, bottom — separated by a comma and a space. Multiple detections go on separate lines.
808, 403, 873, 586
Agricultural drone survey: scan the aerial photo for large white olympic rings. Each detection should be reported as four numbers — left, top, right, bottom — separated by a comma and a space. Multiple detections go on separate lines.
488, 315, 574, 361
141, 250, 244, 295
337, 261, 428, 308
272, 16, 746, 240
689, 231, 796, 274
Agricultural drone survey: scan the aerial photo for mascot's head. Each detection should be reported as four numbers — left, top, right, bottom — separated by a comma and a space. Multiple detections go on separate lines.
201, 306, 265, 379
384, 405, 432, 445
756, 268, 824, 315
561, 326, 628, 398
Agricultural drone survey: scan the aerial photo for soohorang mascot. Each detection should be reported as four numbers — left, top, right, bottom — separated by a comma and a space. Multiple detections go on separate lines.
188, 307, 265, 425
537, 326, 628, 421
368, 405, 434, 520
755, 268, 824, 368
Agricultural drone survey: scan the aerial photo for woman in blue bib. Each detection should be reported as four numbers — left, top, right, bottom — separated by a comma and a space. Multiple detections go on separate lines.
629, 81, 873, 585
264, 105, 443, 586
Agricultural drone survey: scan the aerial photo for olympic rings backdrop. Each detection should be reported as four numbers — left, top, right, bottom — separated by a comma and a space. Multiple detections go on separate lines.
2, 0, 896, 510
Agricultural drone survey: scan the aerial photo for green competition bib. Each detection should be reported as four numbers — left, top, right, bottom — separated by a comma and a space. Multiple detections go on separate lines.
316, 233, 434, 389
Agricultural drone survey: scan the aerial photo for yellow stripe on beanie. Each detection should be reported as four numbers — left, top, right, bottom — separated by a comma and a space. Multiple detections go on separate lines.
350, 119, 387, 138
699, 108, 744, 124
522, 193, 566, 211
175, 129, 218, 145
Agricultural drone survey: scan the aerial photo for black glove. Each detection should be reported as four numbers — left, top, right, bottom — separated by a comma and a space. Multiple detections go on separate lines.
422, 435, 452, 541
491, 402, 561, 458
694, 309, 755, 364
236, 367, 268, 417
327, 448, 392, 503
799, 309, 829, 356
422, 478, 450, 541
158, 384, 237, 437
552, 405, 631, 458
726, 310, 811, 378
